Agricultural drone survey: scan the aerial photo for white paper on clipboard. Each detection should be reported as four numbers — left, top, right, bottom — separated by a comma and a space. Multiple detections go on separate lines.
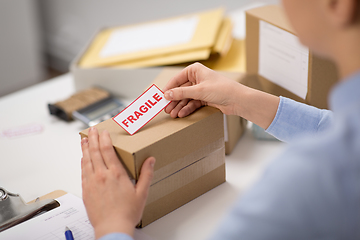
0, 193, 153, 240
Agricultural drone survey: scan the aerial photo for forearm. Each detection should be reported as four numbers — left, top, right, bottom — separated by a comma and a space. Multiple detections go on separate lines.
233, 84, 280, 129
232, 83, 334, 142
266, 97, 334, 142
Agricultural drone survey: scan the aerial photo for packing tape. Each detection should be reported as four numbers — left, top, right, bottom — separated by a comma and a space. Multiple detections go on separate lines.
151, 137, 225, 184
146, 144, 225, 205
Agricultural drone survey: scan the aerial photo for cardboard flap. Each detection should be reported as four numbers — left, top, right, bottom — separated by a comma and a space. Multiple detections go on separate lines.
245, 5, 294, 33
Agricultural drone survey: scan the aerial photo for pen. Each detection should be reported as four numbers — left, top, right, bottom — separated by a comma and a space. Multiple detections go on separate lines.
65, 226, 75, 240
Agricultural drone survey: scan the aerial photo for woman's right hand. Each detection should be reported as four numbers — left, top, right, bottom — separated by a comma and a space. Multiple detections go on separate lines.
163, 62, 280, 130
163, 63, 243, 118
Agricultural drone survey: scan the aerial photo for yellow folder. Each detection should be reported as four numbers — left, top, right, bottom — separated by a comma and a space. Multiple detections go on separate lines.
201, 38, 246, 72
104, 18, 233, 68
79, 8, 224, 68
109, 48, 211, 68
211, 17, 233, 56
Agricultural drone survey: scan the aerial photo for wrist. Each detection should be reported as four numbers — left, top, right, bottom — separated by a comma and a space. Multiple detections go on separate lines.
234, 84, 280, 129
94, 220, 135, 239
231, 83, 250, 117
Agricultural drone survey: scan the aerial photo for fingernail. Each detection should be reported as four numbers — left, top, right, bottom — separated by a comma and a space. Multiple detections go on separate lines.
165, 90, 173, 100
150, 158, 155, 168
89, 126, 95, 132
81, 138, 88, 145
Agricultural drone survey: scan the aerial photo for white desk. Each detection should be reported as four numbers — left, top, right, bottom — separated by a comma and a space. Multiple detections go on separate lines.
0, 73, 284, 240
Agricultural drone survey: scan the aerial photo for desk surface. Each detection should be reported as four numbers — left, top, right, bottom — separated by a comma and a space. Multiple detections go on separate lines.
0, 73, 284, 240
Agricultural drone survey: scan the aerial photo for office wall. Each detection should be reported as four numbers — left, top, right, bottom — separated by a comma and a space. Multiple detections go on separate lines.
0, 0, 44, 97
39, 0, 279, 71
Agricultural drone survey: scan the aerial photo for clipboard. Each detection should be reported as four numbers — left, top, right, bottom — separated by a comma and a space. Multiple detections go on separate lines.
0, 189, 152, 240
0, 187, 66, 232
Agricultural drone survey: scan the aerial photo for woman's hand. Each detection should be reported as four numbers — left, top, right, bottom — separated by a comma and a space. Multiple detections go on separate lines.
163, 63, 243, 118
163, 62, 280, 129
81, 127, 155, 239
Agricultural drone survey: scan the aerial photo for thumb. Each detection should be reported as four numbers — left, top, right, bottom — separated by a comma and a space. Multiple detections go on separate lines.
164, 85, 201, 101
136, 157, 155, 198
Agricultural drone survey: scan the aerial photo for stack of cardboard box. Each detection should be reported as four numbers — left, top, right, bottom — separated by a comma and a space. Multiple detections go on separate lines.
80, 69, 227, 227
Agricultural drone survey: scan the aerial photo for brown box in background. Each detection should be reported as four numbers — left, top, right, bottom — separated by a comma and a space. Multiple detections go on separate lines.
245, 5, 338, 109
80, 71, 226, 226
224, 115, 247, 154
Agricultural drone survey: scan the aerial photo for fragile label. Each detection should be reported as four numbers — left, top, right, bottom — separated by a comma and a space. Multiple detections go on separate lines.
113, 84, 171, 135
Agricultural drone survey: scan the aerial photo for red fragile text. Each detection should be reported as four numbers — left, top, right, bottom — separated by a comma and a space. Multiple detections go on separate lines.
122, 93, 163, 128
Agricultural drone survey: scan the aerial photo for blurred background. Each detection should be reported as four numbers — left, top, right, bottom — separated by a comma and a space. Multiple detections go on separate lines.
0, 0, 279, 97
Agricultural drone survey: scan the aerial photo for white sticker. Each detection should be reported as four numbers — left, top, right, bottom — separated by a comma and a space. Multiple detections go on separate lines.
258, 20, 309, 99
113, 84, 170, 135
100, 16, 199, 58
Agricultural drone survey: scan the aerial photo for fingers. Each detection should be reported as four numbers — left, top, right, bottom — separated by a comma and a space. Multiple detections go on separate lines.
169, 99, 189, 118
163, 62, 207, 93
136, 157, 155, 199
88, 127, 107, 170
164, 100, 179, 114
81, 137, 93, 179
164, 80, 199, 116
164, 81, 193, 102
163, 65, 194, 93
99, 130, 128, 176
166, 99, 203, 118
164, 85, 201, 102
178, 100, 203, 118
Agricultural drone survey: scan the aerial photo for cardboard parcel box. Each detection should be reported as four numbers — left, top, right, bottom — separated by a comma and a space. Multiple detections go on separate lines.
80, 87, 226, 226
74, 66, 246, 155
245, 5, 338, 109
